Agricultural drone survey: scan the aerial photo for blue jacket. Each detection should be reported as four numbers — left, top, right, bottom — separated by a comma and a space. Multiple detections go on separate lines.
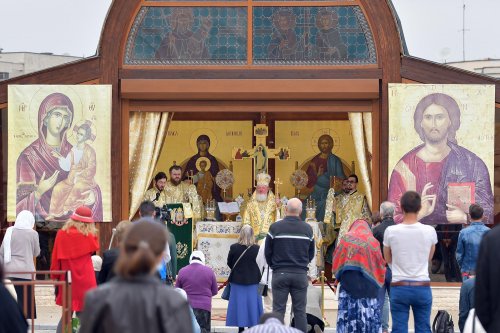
456, 222, 489, 273
459, 277, 475, 332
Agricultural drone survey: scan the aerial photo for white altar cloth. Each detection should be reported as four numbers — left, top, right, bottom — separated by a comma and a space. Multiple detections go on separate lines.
195, 222, 242, 280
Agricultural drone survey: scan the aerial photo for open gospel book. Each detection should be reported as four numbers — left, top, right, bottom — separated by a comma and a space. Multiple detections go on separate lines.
218, 202, 240, 214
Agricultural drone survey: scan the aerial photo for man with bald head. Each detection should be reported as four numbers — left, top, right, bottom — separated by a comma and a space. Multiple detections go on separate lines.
265, 198, 315, 332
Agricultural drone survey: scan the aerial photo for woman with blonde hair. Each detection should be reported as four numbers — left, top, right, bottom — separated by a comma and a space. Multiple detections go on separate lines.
79, 219, 194, 333
51, 206, 99, 333
226, 225, 263, 332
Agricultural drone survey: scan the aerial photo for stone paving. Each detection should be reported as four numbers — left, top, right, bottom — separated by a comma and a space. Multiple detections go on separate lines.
31, 284, 461, 333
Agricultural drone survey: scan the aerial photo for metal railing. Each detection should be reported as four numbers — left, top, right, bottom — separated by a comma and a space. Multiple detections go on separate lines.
4, 270, 72, 333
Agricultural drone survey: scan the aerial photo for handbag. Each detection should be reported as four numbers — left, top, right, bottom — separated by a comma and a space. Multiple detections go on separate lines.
258, 266, 269, 297
463, 308, 486, 333
221, 245, 252, 301
221, 282, 231, 301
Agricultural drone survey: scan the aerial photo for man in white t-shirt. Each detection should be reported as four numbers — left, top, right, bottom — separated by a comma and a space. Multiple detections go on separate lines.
384, 191, 437, 333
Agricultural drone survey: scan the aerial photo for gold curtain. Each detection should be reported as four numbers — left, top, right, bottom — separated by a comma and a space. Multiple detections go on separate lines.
128, 112, 171, 219
348, 112, 372, 209
362, 112, 373, 171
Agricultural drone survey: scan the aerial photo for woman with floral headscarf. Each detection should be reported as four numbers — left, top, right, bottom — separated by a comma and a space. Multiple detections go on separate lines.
332, 219, 386, 333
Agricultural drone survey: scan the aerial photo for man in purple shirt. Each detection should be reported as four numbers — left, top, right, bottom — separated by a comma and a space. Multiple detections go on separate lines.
176, 251, 218, 333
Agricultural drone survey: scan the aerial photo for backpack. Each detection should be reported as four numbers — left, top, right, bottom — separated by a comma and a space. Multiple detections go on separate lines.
432, 310, 455, 333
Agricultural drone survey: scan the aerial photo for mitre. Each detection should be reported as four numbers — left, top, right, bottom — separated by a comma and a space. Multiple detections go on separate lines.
256, 173, 271, 186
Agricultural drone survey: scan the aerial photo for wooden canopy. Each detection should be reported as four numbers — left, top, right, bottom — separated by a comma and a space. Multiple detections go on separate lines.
0, 0, 499, 249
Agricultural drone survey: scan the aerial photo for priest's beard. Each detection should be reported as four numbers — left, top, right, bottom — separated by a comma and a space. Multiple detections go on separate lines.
170, 179, 181, 186
256, 193, 268, 202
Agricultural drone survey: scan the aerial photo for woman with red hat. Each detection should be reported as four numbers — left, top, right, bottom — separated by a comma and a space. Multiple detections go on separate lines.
51, 206, 99, 333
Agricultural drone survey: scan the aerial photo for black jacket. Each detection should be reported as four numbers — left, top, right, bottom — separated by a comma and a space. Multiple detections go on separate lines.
79, 275, 193, 333
0, 284, 27, 333
98, 248, 119, 284
227, 243, 261, 285
475, 225, 498, 332
265, 216, 315, 273
372, 217, 395, 258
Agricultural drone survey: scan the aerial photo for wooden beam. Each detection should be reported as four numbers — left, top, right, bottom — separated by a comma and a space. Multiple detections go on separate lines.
0, 57, 100, 104
172, 112, 261, 121
120, 68, 383, 80
121, 79, 380, 100
164, 111, 351, 121
129, 100, 373, 113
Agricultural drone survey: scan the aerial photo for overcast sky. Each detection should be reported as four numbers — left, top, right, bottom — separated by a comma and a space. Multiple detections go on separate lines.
0, 0, 498, 63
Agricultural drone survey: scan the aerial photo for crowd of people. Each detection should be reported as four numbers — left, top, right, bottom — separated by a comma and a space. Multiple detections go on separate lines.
0, 186, 499, 332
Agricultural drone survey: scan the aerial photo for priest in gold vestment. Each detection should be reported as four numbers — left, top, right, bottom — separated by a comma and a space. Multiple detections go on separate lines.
163, 165, 203, 221
243, 173, 280, 242
143, 172, 169, 208
324, 174, 371, 241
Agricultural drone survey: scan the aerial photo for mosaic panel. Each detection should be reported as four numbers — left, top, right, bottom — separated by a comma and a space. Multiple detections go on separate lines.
124, 7, 247, 65
252, 6, 376, 65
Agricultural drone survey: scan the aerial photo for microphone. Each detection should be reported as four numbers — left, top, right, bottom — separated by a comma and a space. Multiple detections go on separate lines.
108, 228, 117, 250
153, 192, 160, 202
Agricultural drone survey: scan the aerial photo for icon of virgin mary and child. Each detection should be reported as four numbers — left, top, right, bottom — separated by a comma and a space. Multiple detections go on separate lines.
16, 93, 103, 224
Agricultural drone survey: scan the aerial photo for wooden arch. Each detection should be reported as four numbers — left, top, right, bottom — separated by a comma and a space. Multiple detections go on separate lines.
95, 0, 404, 211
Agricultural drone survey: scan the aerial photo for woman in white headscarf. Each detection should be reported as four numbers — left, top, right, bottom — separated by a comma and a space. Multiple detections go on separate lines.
0, 210, 40, 319
176, 250, 218, 333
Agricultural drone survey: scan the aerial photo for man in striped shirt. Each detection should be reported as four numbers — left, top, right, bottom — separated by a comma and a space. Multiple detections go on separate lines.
265, 198, 315, 333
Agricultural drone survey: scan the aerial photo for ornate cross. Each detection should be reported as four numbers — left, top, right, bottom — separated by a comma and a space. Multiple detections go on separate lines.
232, 124, 290, 184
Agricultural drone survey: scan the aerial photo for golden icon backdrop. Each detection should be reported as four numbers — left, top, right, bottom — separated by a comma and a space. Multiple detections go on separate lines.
155, 121, 253, 199
275, 120, 365, 197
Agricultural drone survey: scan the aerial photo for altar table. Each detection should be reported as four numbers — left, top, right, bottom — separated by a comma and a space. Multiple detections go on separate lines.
194, 220, 323, 280
195, 222, 242, 280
